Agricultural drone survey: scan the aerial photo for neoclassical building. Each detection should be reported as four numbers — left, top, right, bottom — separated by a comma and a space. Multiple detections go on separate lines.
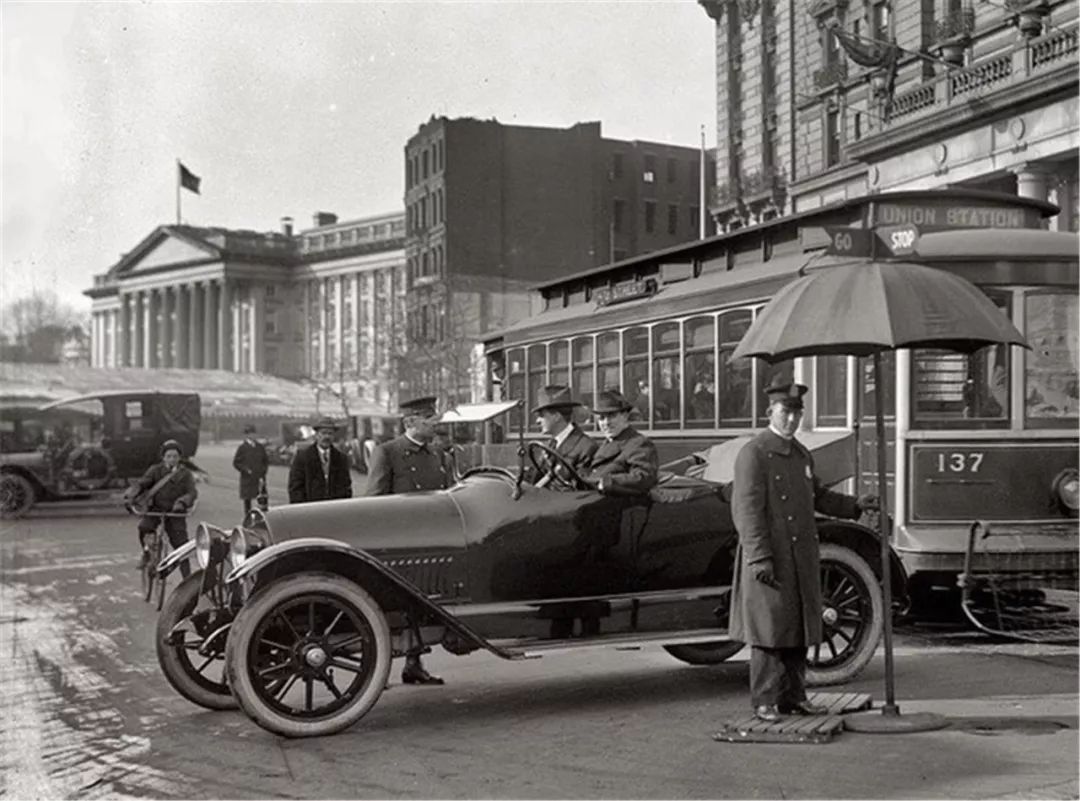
86, 211, 406, 410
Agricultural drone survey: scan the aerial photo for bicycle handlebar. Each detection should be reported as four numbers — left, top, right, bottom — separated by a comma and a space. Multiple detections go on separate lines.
125, 501, 198, 518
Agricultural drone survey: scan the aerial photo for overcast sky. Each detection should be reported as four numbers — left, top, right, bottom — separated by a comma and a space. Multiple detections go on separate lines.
2, 1, 716, 314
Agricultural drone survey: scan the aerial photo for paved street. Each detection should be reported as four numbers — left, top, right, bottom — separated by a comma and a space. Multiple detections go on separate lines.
1, 444, 1077, 800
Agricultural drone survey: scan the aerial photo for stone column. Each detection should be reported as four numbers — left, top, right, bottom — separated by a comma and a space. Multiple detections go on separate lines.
318, 278, 328, 376
218, 280, 232, 371
301, 280, 311, 376
175, 285, 189, 367
119, 296, 131, 367
1049, 176, 1076, 233
143, 290, 156, 368
251, 283, 265, 373
205, 281, 219, 369
162, 287, 174, 368
188, 282, 202, 369
232, 284, 244, 371
1011, 162, 1053, 229
336, 274, 346, 374
134, 292, 145, 367
352, 273, 361, 372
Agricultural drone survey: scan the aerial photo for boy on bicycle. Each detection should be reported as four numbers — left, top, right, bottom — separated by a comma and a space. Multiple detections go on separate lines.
125, 439, 198, 577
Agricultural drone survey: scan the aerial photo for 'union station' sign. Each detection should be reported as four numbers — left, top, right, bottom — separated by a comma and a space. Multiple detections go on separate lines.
873, 201, 1039, 229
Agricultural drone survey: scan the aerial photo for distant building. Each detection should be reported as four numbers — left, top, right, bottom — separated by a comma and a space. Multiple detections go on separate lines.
697, 0, 1077, 231
403, 117, 716, 402
85, 211, 406, 411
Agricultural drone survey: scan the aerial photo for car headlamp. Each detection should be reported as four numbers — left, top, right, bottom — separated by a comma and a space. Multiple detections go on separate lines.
195, 524, 212, 569
194, 523, 230, 568
229, 527, 248, 570
1052, 468, 1079, 517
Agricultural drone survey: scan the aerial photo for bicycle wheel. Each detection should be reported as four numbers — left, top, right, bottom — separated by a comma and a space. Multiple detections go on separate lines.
142, 532, 162, 603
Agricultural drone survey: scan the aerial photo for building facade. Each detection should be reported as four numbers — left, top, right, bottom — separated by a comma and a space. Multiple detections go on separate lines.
402, 117, 717, 402
85, 211, 406, 411
698, 0, 1078, 230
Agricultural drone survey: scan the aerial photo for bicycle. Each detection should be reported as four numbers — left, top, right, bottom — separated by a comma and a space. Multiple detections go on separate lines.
126, 501, 197, 608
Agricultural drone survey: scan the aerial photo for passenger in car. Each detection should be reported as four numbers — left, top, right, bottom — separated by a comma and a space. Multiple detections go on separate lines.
584, 390, 659, 496
529, 385, 597, 488
729, 378, 876, 723
364, 396, 451, 686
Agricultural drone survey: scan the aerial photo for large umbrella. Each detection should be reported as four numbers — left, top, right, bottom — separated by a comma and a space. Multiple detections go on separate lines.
732, 258, 1029, 732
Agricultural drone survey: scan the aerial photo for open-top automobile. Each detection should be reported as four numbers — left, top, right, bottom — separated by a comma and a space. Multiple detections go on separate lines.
155, 401, 901, 738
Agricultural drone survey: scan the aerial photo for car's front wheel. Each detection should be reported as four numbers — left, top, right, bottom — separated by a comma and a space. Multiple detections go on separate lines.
807, 543, 883, 686
225, 572, 391, 738
663, 641, 744, 665
0, 472, 35, 519
156, 571, 237, 710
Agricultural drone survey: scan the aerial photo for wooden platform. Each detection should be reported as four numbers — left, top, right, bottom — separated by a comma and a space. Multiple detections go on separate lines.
711, 692, 873, 744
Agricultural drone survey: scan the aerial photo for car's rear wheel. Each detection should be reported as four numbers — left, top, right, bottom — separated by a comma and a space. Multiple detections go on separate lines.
156, 571, 237, 710
226, 572, 391, 738
0, 472, 35, 519
807, 543, 883, 686
663, 641, 744, 665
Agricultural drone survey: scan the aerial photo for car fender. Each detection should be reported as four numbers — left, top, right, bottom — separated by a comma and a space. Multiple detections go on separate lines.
225, 537, 517, 659
157, 540, 196, 578
818, 519, 909, 609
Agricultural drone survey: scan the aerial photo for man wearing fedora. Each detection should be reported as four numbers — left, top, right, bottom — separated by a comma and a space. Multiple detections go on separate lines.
364, 396, 452, 685
233, 423, 269, 516
529, 385, 597, 487
729, 377, 877, 723
287, 417, 352, 504
584, 389, 659, 496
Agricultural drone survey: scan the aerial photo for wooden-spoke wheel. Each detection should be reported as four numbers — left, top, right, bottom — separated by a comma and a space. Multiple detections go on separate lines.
0, 473, 35, 519
807, 543, 883, 686
226, 573, 391, 738
156, 571, 237, 710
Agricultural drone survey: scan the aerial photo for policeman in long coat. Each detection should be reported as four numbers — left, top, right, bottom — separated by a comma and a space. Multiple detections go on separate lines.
730, 378, 871, 722
364, 396, 452, 685
528, 385, 597, 487
233, 424, 269, 515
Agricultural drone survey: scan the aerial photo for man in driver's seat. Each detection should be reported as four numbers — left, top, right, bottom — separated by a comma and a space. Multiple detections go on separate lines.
584, 389, 659, 496
530, 385, 597, 488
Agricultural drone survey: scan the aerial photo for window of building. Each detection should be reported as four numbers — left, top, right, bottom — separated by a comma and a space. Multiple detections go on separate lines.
826, 109, 841, 167
667, 157, 677, 184
667, 204, 678, 235
853, 112, 863, 142
437, 139, 444, 171
613, 199, 625, 233
265, 284, 276, 298
612, 153, 624, 179
872, 1, 890, 39
341, 228, 354, 244
643, 155, 656, 184
645, 201, 657, 233
690, 206, 700, 234
422, 149, 429, 179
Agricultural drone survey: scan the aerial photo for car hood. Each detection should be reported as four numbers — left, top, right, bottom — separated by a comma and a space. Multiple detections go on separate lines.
262, 491, 465, 550
0, 451, 45, 468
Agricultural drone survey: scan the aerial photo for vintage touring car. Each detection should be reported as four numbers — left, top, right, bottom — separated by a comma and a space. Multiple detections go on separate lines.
156, 403, 900, 738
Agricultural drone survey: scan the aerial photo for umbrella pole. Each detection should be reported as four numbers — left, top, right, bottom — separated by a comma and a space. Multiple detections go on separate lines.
844, 352, 947, 734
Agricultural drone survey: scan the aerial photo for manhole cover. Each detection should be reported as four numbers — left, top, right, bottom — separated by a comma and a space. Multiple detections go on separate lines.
950, 716, 1072, 736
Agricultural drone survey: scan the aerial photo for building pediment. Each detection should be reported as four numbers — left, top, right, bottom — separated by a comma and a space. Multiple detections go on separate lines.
113, 227, 221, 279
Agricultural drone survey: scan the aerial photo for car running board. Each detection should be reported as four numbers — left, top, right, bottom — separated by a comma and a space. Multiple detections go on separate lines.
493, 627, 734, 660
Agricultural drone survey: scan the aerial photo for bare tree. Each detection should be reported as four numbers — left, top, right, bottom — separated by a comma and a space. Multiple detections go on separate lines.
1, 288, 88, 363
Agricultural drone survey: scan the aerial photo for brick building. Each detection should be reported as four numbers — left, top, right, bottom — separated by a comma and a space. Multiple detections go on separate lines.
85, 211, 406, 411
402, 117, 716, 402
698, 0, 1077, 230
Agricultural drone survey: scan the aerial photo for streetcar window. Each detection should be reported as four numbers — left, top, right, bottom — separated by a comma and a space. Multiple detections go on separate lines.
861, 351, 895, 421
816, 355, 848, 427
506, 347, 525, 432
550, 341, 569, 387
572, 337, 596, 424
527, 344, 547, 414
685, 316, 717, 429
623, 327, 650, 424
1025, 290, 1079, 426
652, 322, 680, 428
597, 331, 621, 401
720, 310, 753, 424
912, 291, 1010, 427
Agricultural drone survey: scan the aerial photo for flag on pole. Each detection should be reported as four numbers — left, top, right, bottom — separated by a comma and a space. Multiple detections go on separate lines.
178, 161, 201, 194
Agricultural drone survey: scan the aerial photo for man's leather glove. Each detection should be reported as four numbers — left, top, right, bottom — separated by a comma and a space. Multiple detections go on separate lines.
171, 501, 187, 513
752, 561, 780, 589
856, 493, 880, 517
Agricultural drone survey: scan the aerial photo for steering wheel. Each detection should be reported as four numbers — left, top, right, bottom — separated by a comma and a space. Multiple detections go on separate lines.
526, 441, 589, 491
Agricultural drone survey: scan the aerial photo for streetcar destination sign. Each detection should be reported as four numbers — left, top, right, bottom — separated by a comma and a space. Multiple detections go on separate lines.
873, 202, 1036, 229
594, 278, 658, 307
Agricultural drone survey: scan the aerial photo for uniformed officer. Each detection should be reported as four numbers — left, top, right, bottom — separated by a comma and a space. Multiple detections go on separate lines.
364, 396, 452, 685
729, 377, 877, 723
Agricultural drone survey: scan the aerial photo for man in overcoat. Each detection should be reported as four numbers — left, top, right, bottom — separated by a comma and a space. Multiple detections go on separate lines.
584, 389, 659, 496
233, 424, 269, 515
730, 378, 874, 722
126, 439, 198, 578
364, 396, 453, 685
287, 418, 352, 504
528, 385, 597, 487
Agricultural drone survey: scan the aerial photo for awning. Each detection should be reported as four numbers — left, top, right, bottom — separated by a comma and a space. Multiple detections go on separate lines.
439, 400, 521, 424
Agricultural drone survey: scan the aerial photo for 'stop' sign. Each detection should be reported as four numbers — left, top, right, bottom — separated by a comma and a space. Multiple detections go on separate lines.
873, 201, 1040, 229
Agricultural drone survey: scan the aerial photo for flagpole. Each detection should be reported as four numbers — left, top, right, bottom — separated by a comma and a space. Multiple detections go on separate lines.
699, 124, 706, 240
176, 158, 181, 225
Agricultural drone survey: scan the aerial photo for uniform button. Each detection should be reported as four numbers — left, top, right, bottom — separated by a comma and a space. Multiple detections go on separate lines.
781, 495, 787, 501
787, 515, 794, 521
411, 466, 416, 471
792, 536, 798, 541
775, 475, 782, 480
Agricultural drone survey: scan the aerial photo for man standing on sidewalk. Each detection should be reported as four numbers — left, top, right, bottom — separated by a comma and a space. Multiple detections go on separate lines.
365, 396, 452, 685
287, 418, 352, 504
729, 378, 875, 723
233, 424, 269, 516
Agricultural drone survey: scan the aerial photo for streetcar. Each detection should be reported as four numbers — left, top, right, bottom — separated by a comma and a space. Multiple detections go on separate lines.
481, 189, 1078, 615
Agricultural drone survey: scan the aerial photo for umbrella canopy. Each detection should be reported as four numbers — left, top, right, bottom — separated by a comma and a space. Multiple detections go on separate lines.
732, 259, 1028, 362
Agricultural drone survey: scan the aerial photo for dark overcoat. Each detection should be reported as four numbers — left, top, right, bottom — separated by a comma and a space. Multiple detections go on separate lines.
527, 424, 599, 484
233, 439, 269, 500
364, 435, 452, 496
287, 443, 352, 503
587, 427, 659, 496
132, 462, 198, 512
729, 428, 859, 647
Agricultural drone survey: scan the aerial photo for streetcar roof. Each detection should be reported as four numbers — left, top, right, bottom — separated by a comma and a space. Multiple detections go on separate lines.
913, 229, 1079, 261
